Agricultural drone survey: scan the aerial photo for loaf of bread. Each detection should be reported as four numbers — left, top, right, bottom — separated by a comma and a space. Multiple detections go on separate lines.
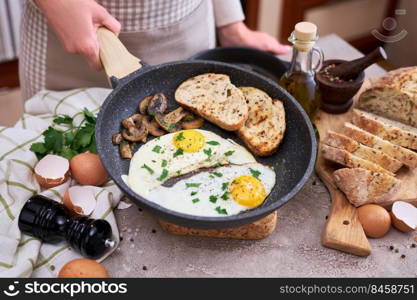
236, 87, 286, 156
324, 130, 402, 173
321, 144, 395, 176
357, 67, 417, 127
333, 168, 401, 207
175, 73, 248, 131
352, 109, 417, 150
343, 122, 417, 169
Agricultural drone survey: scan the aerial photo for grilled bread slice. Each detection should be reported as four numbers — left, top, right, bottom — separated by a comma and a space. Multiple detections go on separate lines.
321, 144, 395, 176
236, 87, 286, 156
175, 73, 248, 131
333, 168, 401, 207
357, 67, 417, 127
343, 122, 417, 169
352, 109, 417, 150
324, 130, 402, 173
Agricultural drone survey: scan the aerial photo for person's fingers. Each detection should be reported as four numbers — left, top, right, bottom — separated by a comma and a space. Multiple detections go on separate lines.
79, 37, 102, 71
263, 35, 291, 54
95, 6, 121, 34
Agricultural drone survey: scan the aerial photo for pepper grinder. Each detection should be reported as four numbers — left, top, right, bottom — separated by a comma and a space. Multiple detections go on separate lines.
18, 195, 115, 259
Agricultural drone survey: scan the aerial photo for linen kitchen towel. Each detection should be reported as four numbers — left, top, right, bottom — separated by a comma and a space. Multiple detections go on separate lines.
0, 88, 123, 277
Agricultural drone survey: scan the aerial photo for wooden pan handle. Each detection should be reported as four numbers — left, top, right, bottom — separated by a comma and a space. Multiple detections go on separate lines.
97, 27, 142, 81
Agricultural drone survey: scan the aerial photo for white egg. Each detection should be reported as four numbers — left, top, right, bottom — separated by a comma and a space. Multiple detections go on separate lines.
125, 129, 256, 197
146, 163, 276, 217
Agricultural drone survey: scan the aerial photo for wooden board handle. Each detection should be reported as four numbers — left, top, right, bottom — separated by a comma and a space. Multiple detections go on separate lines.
316, 158, 372, 257
97, 27, 142, 81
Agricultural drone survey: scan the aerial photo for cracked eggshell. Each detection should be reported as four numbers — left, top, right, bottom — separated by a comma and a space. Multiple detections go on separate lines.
34, 154, 70, 188
63, 186, 96, 216
390, 201, 417, 233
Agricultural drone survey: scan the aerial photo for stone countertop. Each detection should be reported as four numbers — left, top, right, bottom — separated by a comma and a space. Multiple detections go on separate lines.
103, 34, 417, 277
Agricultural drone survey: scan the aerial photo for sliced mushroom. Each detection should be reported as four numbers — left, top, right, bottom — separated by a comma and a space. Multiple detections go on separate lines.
147, 93, 168, 116
122, 125, 148, 142
112, 133, 123, 145
122, 114, 143, 129
180, 113, 204, 129
138, 95, 153, 114
154, 107, 187, 133
119, 141, 132, 159
142, 115, 165, 137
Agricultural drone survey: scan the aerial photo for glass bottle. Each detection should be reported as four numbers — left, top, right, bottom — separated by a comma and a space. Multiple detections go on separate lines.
279, 22, 323, 121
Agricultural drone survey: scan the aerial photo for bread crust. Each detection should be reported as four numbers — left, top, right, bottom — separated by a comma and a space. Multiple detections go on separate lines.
236, 87, 286, 156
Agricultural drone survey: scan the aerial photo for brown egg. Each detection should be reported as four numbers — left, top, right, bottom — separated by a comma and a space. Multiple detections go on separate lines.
58, 258, 109, 278
70, 153, 108, 186
357, 204, 391, 238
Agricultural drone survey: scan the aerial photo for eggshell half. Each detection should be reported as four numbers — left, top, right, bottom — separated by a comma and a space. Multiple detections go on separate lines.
63, 186, 96, 216
391, 201, 417, 233
34, 154, 70, 188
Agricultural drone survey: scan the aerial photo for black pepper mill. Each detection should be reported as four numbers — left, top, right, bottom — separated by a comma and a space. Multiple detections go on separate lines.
18, 195, 115, 259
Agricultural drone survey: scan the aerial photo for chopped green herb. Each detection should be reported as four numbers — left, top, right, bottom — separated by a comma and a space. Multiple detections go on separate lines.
221, 182, 229, 191
221, 192, 230, 200
207, 141, 220, 146
141, 164, 154, 174
232, 179, 238, 185
161, 120, 168, 126
215, 206, 228, 215
186, 183, 201, 188
224, 150, 235, 156
152, 145, 162, 153
151, 160, 156, 163
203, 148, 212, 157
192, 198, 200, 203
157, 169, 169, 181
190, 191, 198, 196
173, 148, 184, 158
212, 172, 222, 177
209, 175, 215, 179
168, 123, 176, 132
249, 168, 261, 179
175, 132, 185, 141
209, 195, 218, 203
183, 116, 194, 122
161, 159, 168, 167
176, 170, 182, 175
212, 162, 224, 168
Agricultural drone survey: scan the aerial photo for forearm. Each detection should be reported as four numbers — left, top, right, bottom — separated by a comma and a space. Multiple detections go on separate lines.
212, 0, 245, 28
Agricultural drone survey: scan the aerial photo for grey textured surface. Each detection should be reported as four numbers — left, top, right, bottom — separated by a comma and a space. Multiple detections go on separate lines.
103, 35, 417, 277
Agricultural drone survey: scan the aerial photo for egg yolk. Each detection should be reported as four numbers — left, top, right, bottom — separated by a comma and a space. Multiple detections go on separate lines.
230, 175, 266, 208
173, 130, 205, 153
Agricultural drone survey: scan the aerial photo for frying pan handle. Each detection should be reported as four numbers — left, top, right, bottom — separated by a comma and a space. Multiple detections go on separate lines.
97, 27, 142, 87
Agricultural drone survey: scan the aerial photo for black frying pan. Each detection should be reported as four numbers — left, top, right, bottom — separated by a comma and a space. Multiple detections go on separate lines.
95, 28, 317, 229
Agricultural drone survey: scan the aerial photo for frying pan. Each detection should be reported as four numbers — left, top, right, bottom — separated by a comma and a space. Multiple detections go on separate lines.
95, 28, 317, 229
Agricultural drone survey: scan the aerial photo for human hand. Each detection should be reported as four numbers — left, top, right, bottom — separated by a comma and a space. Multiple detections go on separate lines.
35, 0, 121, 70
218, 21, 291, 55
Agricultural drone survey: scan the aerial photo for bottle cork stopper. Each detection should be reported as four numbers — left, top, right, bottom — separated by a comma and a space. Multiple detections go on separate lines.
294, 22, 317, 41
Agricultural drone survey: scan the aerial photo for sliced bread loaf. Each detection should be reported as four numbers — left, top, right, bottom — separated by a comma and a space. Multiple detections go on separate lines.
357, 67, 417, 127
333, 168, 401, 207
236, 87, 286, 156
321, 144, 395, 176
324, 130, 402, 173
175, 73, 248, 131
343, 122, 417, 169
352, 109, 417, 150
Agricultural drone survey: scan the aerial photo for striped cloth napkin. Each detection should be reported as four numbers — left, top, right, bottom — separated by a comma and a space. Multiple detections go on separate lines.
0, 88, 123, 277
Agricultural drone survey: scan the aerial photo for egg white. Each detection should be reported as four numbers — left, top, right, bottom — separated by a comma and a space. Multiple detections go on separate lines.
146, 163, 276, 217
124, 130, 256, 197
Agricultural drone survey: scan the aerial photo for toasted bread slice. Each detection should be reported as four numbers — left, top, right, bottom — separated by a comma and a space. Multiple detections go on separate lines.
321, 144, 395, 176
324, 130, 402, 173
343, 122, 417, 169
352, 109, 417, 150
236, 87, 286, 156
175, 73, 248, 131
333, 168, 401, 207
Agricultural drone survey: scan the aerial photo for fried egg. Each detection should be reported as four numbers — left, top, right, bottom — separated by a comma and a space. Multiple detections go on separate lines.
124, 129, 256, 197
146, 163, 275, 217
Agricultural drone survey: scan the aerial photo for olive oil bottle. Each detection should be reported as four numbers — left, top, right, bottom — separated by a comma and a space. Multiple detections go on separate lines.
279, 22, 323, 121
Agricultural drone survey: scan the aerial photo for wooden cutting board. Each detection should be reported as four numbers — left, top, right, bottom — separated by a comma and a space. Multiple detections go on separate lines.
315, 79, 417, 257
